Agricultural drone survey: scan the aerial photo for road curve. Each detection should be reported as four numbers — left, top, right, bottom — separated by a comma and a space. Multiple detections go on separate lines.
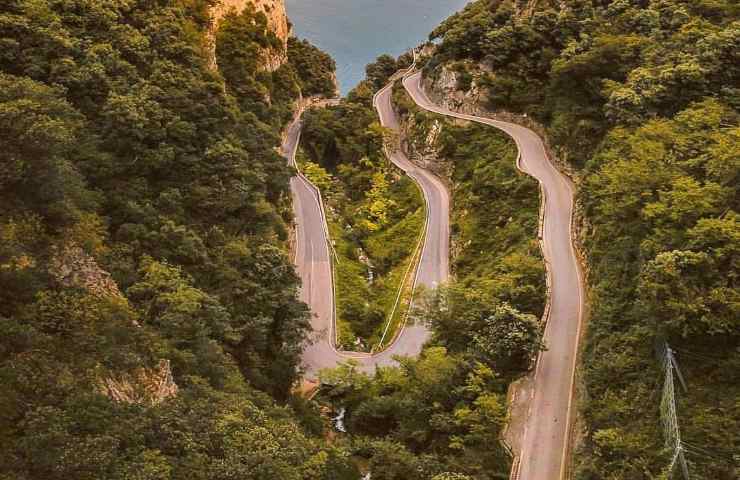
285, 80, 450, 377
402, 71, 584, 480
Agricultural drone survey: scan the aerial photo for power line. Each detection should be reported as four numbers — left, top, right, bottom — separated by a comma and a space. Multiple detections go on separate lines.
672, 347, 728, 363
682, 441, 735, 462
656, 342, 735, 479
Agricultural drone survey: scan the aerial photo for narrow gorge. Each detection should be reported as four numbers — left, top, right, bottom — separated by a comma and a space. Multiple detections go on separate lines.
1, 1, 736, 480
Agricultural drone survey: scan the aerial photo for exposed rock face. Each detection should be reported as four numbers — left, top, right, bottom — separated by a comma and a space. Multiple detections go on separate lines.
49, 244, 124, 300
98, 359, 179, 406
49, 245, 179, 403
426, 60, 577, 178
424, 64, 487, 115
208, 0, 291, 72
393, 86, 451, 184
49, 243, 142, 328
240, 0, 290, 48
399, 110, 445, 171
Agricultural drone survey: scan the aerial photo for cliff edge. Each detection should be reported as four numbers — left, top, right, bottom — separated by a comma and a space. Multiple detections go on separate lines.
208, 0, 291, 71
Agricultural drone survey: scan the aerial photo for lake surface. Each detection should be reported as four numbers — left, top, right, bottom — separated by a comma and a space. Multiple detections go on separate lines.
285, 0, 469, 95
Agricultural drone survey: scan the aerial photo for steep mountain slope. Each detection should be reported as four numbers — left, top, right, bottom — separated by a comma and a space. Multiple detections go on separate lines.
214, 0, 291, 43
421, 0, 739, 478
0, 0, 348, 478
208, 0, 291, 71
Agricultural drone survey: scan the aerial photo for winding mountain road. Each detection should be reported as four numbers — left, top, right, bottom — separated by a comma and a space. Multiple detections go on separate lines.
286, 66, 584, 479
285, 78, 450, 377
403, 71, 585, 480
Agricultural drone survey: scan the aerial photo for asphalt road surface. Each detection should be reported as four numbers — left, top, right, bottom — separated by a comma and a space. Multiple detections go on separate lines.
403, 71, 584, 480
286, 78, 450, 377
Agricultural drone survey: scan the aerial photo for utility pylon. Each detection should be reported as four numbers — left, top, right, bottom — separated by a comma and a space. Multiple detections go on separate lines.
659, 342, 690, 480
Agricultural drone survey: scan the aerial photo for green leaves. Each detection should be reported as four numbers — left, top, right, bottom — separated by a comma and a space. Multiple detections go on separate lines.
299, 76, 424, 348
288, 37, 337, 97
0, 74, 95, 225
365, 54, 399, 90
0, 1, 336, 478
318, 346, 511, 478
639, 249, 739, 338
427, 2, 738, 477
421, 285, 544, 377
471, 304, 543, 373
215, 5, 302, 127
358, 171, 396, 232
301, 161, 334, 192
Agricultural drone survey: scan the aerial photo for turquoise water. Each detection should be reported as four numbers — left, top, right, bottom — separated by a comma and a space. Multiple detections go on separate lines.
285, 0, 469, 95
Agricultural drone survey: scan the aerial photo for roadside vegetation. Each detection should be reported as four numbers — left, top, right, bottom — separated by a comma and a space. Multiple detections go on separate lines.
317, 278, 545, 479
287, 37, 338, 97
392, 83, 547, 318
216, 5, 296, 127
425, 0, 739, 478
306, 68, 547, 477
299, 57, 424, 350
0, 0, 358, 478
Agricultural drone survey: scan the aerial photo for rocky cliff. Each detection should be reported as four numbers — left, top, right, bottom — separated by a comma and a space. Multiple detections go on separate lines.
98, 360, 179, 406
208, 0, 291, 71
423, 62, 489, 115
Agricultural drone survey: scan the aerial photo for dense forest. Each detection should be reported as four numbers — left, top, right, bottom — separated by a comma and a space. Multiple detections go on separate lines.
2, 0, 737, 478
0, 0, 350, 478
0, 0, 544, 477
424, 0, 738, 478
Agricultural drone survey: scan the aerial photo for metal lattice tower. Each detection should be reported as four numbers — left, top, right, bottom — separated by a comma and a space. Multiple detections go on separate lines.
658, 343, 690, 480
